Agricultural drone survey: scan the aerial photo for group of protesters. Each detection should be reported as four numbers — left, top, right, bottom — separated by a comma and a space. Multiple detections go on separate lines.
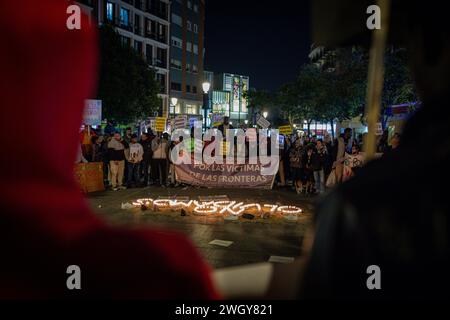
77, 120, 401, 193
78, 126, 175, 191
279, 127, 401, 195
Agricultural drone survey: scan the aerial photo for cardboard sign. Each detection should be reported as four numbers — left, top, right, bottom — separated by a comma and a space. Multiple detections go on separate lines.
173, 115, 187, 129
278, 125, 293, 135
256, 116, 270, 129
155, 117, 167, 132
74, 162, 105, 193
211, 113, 225, 127
83, 99, 102, 126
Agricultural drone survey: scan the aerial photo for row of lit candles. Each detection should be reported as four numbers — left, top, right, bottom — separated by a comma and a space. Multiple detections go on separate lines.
131, 198, 302, 217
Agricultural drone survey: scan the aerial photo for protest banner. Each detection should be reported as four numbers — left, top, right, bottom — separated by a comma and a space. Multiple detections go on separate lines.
279, 125, 293, 135
155, 117, 167, 132
173, 115, 188, 129
83, 99, 102, 126
211, 113, 225, 127
175, 162, 276, 189
256, 115, 270, 129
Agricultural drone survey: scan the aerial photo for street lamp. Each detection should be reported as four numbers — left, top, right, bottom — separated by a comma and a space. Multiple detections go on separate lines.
244, 119, 248, 125
263, 111, 268, 118
202, 82, 211, 131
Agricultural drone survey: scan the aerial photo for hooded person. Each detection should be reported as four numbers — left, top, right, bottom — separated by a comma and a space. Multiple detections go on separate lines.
0, 0, 219, 299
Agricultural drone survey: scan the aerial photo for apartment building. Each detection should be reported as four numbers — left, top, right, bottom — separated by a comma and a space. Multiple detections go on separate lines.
76, 0, 171, 117
169, 0, 205, 118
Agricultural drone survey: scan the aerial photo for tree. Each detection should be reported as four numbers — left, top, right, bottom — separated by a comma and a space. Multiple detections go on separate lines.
244, 88, 274, 121
96, 25, 160, 124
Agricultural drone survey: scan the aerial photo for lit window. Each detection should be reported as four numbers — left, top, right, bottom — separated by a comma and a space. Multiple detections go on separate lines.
193, 24, 198, 33
106, 2, 114, 21
187, 1, 193, 9
120, 7, 130, 26
187, 21, 192, 31
194, 4, 199, 12
186, 104, 197, 114
193, 44, 198, 54
186, 42, 192, 52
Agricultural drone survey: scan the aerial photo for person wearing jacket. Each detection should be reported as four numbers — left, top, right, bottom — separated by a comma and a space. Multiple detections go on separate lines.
139, 132, 154, 186
302, 145, 315, 194
108, 132, 127, 191
152, 133, 170, 186
289, 138, 304, 194
311, 139, 328, 194
125, 134, 144, 188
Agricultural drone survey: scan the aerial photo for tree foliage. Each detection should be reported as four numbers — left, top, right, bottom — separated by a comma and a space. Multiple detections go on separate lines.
96, 25, 161, 124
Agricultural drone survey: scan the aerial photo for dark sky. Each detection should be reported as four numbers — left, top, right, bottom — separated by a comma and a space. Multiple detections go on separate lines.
204, 0, 311, 92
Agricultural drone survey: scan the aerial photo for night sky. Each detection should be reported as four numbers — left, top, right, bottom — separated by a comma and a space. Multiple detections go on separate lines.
204, 0, 311, 92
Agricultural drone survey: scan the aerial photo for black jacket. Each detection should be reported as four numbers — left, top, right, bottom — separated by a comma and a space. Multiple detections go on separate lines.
140, 138, 154, 162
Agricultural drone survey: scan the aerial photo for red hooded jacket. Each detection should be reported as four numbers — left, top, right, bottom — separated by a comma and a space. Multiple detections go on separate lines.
0, 0, 219, 299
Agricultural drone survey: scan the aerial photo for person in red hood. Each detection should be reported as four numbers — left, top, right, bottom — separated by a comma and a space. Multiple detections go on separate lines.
0, 0, 219, 299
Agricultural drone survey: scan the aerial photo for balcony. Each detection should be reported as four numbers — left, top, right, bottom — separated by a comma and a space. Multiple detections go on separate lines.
144, 31, 167, 44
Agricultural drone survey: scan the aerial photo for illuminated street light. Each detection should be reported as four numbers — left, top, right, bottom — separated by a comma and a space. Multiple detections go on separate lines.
202, 81, 211, 94
171, 97, 178, 107
244, 120, 248, 125
263, 111, 268, 118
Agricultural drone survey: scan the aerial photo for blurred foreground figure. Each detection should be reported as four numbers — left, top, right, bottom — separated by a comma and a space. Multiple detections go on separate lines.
300, 2, 450, 299
0, 0, 218, 299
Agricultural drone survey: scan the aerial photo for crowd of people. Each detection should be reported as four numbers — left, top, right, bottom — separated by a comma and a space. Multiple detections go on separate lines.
77, 122, 401, 194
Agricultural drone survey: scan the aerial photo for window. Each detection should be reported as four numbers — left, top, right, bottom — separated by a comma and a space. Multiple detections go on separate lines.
171, 36, 182, 48
185, 104, 197, 114
192, 86, 197, 94
170, 59, 182, 70
171, 82, 182, 91
187, 1, 192, 9
192, 65, 198, 74
134, 40, 142, 55
106, 2, 114, 22
156, 47, 167, 68
157, 23, 167, 43
146, 44, 153, 64
145, 18, 156, 38
156, 73, 167, 93
187, 21, 192, 31
172, 13, 182, 26
193, 44, 198, 54
186, 42, 192, 52
186, 63, 191, 72
193, 24, 198, 33
194, 4, 199, 12
120, 7, 130, 26
186, 85, 191, 93
134, 14, 141, 35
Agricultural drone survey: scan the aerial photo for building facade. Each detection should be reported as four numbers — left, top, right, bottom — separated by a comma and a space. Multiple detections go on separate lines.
169, 0, 205, 118
209, 72, 250, 126
76, 0, 171, 117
